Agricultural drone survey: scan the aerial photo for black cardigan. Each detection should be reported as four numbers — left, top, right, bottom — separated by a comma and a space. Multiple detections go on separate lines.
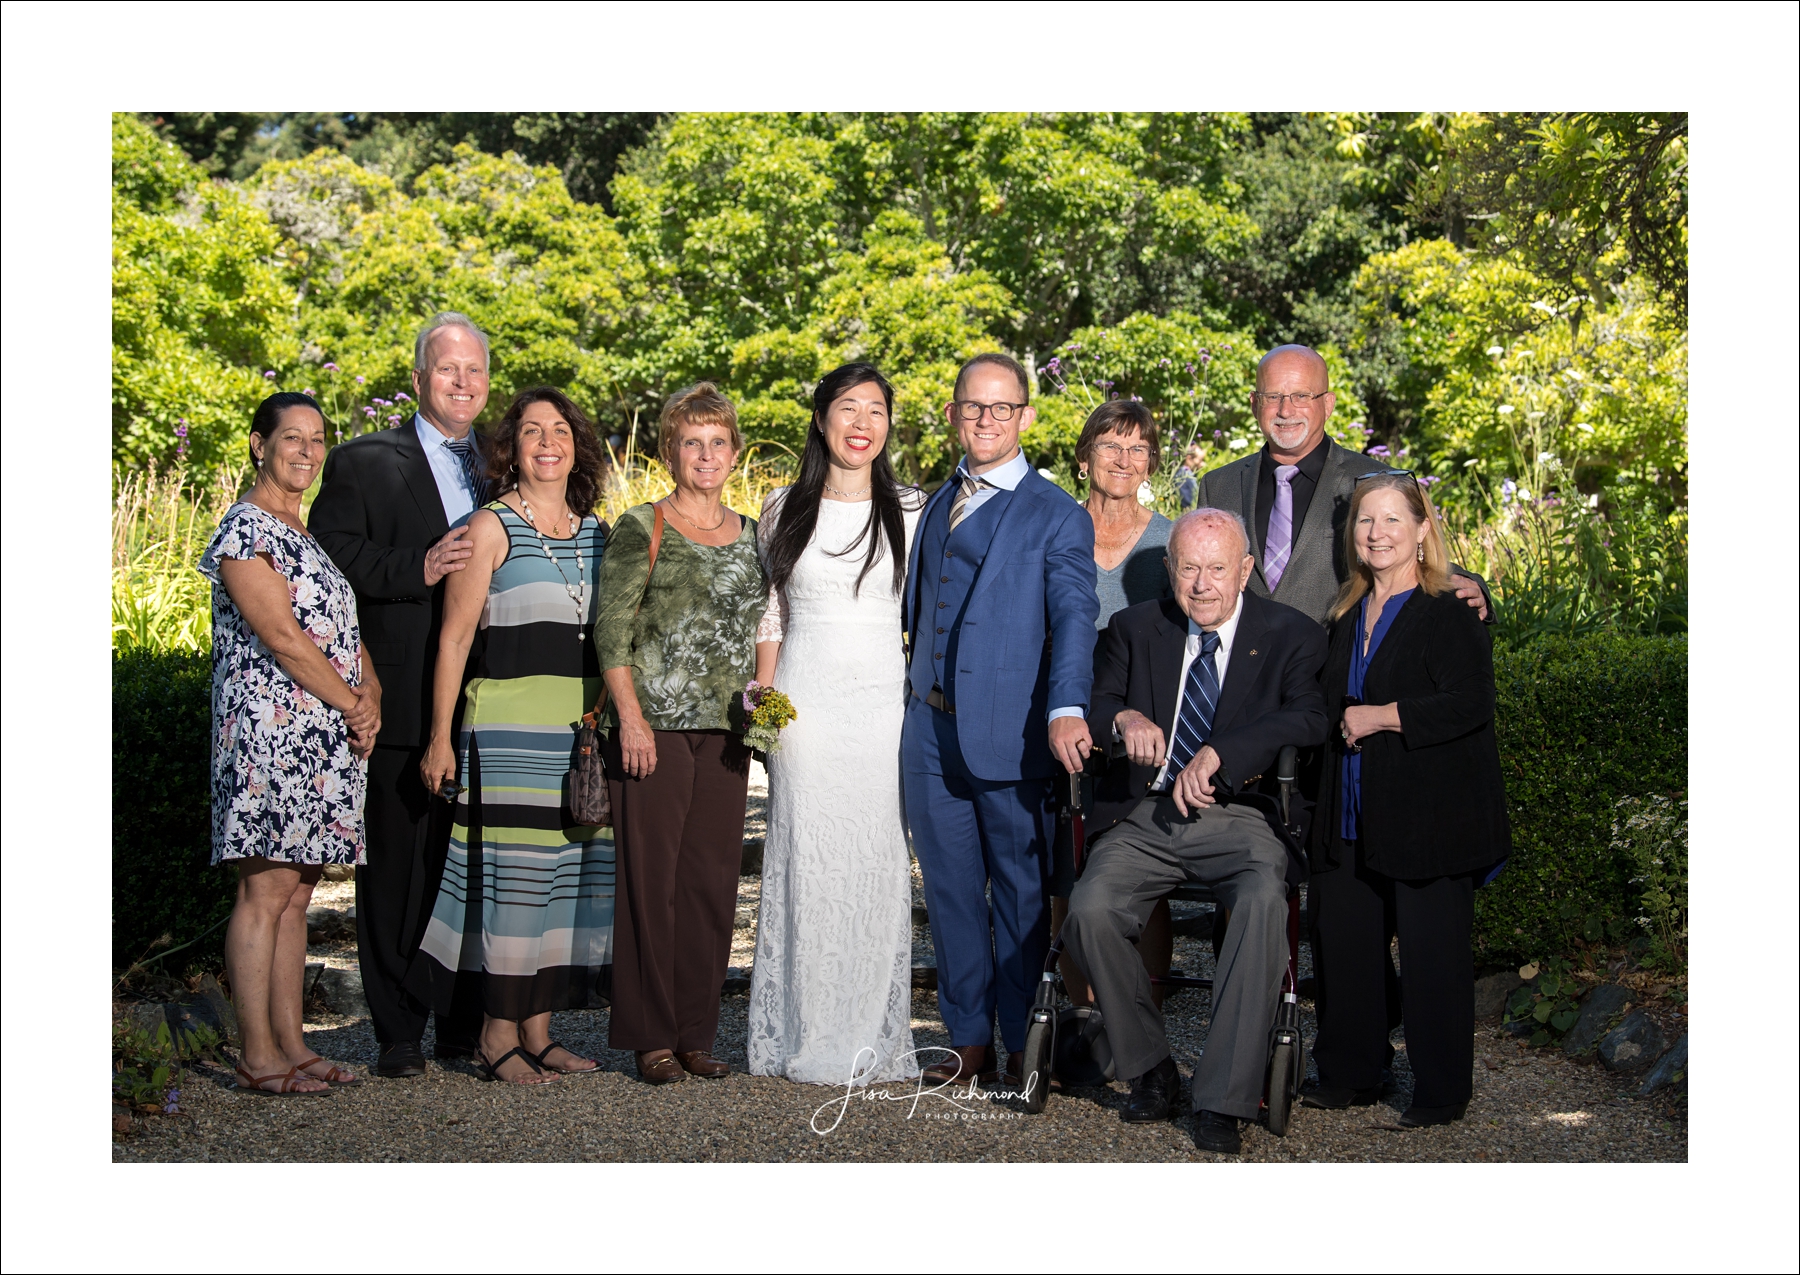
1310, 586, 1511, 879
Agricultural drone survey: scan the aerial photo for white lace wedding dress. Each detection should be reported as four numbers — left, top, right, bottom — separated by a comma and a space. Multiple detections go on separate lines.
747, 487, 921, 1085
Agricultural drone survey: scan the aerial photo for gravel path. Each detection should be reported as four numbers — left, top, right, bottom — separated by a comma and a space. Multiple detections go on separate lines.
116, 765, 1686, 1163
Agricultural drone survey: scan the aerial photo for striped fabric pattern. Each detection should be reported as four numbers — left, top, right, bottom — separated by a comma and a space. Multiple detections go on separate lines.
1165, 629, 1222, 780
412, 504, 614, 1020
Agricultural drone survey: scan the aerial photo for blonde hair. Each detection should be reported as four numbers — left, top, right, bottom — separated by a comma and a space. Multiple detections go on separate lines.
1327, 475, 1452, 621
657, 381, 742, 469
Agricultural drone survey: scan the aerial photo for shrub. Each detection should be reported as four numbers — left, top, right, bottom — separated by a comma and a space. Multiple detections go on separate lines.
1613, 794, 1687, 972
113, 649, 233, 973
1474, 632, 1687, 965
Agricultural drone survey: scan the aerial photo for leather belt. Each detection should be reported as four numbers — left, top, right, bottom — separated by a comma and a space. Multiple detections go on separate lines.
924, 686, 954, 715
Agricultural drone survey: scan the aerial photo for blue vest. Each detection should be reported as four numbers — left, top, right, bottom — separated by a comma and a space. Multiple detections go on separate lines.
907, 484, 1014, 706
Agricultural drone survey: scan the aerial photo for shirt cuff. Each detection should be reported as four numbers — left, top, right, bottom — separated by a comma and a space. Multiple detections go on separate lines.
1048, 706, 1085, 722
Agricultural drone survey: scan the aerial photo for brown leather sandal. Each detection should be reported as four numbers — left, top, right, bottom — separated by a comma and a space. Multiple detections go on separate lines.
636, 1050, 685, 1084
295, 1055, 361, 1085
234, 1062, 332, 1096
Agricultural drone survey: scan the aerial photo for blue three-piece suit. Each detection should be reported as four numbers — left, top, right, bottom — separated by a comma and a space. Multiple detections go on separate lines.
901, 455, 1098, 1054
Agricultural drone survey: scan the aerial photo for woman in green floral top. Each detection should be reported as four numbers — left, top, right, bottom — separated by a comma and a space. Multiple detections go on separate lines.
594, 382, 768, 1085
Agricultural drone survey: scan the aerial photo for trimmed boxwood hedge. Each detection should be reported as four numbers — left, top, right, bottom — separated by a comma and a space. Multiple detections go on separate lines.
113, 649, 234, 973
112, 635, 1686, 973
1477, 633, 1687, 965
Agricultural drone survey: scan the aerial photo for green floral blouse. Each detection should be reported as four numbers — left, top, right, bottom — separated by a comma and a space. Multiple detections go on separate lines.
592, 503, 767, 733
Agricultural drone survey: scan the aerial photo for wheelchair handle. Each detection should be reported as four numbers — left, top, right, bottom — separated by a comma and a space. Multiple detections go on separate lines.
1276, 744, 1298, 829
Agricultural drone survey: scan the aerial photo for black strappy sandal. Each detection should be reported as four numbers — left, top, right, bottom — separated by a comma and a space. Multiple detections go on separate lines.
475, 1045, 557, 1086
530, 1040, 599, 1074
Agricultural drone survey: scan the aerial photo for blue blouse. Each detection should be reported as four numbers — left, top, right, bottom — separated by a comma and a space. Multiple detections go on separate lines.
1340, 587, 1415, 841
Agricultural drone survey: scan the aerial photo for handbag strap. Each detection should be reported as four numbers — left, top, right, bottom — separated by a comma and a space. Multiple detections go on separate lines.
583, 502, 665, 727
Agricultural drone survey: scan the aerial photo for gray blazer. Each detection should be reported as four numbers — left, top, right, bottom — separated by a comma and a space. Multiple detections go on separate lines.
1197, 439, 1389, 626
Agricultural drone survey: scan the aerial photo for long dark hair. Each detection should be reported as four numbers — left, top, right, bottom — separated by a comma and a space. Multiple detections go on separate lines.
764, 363, 912, 597
485, 386, 610, 517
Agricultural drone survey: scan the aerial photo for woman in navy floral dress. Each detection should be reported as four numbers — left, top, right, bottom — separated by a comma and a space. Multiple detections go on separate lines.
199, 393, 380, 1095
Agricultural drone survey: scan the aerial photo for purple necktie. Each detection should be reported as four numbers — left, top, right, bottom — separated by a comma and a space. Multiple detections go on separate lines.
1264, 464, 1299, 591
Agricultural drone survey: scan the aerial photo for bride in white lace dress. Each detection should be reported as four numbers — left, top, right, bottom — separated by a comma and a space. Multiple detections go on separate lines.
748, 364, 923, 1085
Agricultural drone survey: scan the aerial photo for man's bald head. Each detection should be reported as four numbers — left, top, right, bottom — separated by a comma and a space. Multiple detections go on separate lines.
1256, 344, 1329, 391
1166, 508, 1254, 630
1251, 343, 1335, 462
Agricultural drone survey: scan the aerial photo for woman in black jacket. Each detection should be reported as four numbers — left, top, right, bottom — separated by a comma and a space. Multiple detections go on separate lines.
1304, 472, 1509, 1128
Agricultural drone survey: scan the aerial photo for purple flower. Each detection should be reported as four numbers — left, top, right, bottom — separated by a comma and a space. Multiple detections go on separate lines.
1065, 343, 1083, 353
323, 362, 339, 372
1419, 475, 1440, 487
1198, 352, 1212, 366
387, 414, 402, 424
1044, 357, 1062, 375
396, 391, 412, 402
363, 407, 377, 418
174, 421, 188, 438
1184, 364, 1195, 375
1368, 444, 1391, 458
1158, 358, 1171, 367
1221, 344, 1233, 353
355, 375, 366, 385
1097, 380, 1113, 390
263, 370, 277, 381
1213, 430, 1224, 440
303, 388, 316, 397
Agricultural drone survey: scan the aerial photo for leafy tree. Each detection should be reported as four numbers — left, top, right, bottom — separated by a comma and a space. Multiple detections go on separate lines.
112, 115, 297, 469
1416, 113, 1688, 324
730, 211, 1011, 480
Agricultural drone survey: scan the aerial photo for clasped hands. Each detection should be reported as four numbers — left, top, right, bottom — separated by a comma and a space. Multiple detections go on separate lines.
1113, 709, 1222, 816
345, 683, 381, 759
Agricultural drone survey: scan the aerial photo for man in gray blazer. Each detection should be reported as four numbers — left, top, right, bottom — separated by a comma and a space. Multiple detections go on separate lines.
1198, 344, 1490, 626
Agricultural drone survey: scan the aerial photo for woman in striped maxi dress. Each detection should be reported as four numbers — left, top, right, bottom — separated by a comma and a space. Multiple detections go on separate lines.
412, 388, 615, 1085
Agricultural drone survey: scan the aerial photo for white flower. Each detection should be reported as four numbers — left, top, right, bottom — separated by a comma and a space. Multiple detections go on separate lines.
1497, 405, 1515, 415
1537, 451, 1556, 463
1487, 346, 1504, 357
1577, 422, 1595, 434
1137, 481, 1154, 504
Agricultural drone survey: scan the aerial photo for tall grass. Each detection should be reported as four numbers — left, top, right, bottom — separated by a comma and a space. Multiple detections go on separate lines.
110, 447, 796, 653
113, 465, 242, 653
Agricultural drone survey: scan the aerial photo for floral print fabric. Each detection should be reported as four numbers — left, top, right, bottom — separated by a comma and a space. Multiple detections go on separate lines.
198, 502, 367, 865
592, 502, 767, 732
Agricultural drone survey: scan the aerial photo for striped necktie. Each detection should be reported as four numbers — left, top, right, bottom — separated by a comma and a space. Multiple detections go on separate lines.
1166, 629, 1223, 780
444, 434, 487, 506
948, 471, 988, 533
1263, 464, 1300, 591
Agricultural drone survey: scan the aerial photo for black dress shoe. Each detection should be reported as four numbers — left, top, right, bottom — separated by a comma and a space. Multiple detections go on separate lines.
376, 1041, 426, 1078
1192, 1109, 1243, 1154
1397, 1101, 1468, 1129
1301, 1082, 1382, 1109
1122, 1056, 1181, 1123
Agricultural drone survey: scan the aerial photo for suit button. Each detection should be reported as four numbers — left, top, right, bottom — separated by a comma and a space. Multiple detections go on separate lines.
938, 601, 947, 608
936, 627, 945, 634
934, 652, 943, 660
941, 575, 950, 583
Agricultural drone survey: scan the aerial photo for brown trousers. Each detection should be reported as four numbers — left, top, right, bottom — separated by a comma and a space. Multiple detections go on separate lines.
604, 728, 750, 1053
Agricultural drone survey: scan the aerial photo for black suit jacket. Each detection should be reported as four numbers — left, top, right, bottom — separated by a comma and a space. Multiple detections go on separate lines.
1310, 587, 1512, 879
310, 419, 475, 749
1086, 591, 1329, 849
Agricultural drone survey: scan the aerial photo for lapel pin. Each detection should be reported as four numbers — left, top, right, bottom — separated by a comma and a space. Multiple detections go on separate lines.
1248, 648, 1258, 656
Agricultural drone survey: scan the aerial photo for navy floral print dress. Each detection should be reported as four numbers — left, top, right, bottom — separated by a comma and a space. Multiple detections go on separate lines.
199, 502, 368, 866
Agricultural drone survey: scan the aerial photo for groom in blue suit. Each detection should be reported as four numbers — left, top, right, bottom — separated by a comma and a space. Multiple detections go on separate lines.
903, 353, 1099, 1087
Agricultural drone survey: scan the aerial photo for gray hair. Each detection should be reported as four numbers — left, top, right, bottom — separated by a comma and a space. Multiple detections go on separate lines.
1170, 507, 1251, 560
413, 311, 490, 372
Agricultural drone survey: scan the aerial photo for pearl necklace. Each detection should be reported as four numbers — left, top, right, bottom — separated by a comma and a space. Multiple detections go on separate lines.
518, 496, 587, 640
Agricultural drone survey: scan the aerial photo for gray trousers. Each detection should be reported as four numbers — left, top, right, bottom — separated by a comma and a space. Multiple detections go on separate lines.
1062, 796, 1288, 1120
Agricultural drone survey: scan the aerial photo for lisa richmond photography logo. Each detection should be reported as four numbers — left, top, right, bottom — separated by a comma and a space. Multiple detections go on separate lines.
809, 1048, 1030, 1135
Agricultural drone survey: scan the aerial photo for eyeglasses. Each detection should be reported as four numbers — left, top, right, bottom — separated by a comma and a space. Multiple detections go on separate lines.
1092, 441, 1151, 462
1253, 391, 1328, 411
1354, 467, 1416, 483
952, 400, 1027, 422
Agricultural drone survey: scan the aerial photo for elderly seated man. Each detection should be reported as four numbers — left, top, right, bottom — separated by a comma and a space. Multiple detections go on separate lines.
1061, 507, 1328, 1154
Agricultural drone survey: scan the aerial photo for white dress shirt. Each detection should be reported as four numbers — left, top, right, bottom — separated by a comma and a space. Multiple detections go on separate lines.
414, 412, 478, 526
1148, 592, 1246, 790
954, 449, 1084, 725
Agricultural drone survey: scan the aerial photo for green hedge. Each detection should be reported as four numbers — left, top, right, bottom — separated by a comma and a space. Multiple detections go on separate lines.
1476, 633, 1688, 965
114, 649, 234, 972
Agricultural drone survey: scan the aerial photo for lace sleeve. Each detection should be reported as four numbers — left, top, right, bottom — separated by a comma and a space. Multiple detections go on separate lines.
756, 487, 789, 645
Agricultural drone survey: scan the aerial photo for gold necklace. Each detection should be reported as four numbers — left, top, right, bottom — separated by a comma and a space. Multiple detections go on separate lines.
665, 496, 726, 532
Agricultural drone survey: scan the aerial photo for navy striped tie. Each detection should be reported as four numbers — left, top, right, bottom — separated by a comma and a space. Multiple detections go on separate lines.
444, 434, 487, 506
1166, 629, 1222, 780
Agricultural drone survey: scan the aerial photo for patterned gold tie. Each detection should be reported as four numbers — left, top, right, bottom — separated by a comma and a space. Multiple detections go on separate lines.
948, 471, 988, 533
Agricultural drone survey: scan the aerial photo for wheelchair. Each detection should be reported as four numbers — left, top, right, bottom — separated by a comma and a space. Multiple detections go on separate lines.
1019, 744, 1308, 1136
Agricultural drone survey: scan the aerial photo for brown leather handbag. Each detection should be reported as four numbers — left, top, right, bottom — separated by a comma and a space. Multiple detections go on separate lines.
569, 504, 664, 826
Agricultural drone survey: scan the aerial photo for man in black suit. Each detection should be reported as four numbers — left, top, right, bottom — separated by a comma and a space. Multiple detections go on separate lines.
1061, 508, 1327, 1154
310, 312, 492, 1077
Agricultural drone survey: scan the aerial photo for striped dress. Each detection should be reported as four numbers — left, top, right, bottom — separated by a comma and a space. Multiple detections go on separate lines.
409, 503, 614, 1021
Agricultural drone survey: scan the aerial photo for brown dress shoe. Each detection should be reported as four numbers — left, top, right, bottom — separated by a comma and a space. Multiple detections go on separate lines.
636, 1050, 685, 1084
676, 1050, 730, 1079
921, 1044, 995, 1085
998, 1051, 1024, 1090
